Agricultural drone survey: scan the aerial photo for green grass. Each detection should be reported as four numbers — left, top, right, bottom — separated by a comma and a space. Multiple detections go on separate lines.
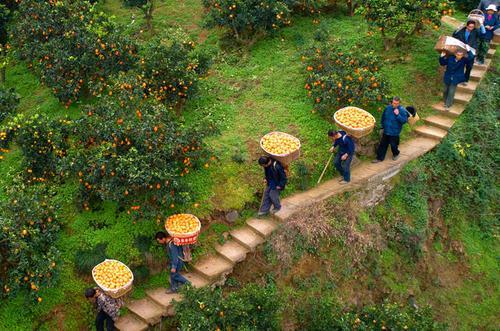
0, 2, 473, 328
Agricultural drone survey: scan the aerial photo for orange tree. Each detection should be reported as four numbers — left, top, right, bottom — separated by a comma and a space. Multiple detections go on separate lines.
0, 87, 19, 123
68, 95, 217, 218
202, 0, 292, 40
116, 33, 211, 111
356, 0, 453, 50
11, 0, 137, 107
0, 183, 60, 302
302, 43, 389, 116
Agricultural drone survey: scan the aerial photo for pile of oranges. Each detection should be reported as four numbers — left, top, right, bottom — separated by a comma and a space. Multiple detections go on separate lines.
335, 107, 375, 129
165, 214, 200, 235
93, 260, 132, 290
261, 132, 300, 155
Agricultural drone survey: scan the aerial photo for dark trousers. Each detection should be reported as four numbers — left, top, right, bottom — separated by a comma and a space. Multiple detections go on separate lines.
465, 54, 475, 82
334, 153, 353, 182
170, 261, 189, 291
376, 134, 400, 161
443, 83, 458, 108
259, 186, 281, 213
96, 310, 114, 331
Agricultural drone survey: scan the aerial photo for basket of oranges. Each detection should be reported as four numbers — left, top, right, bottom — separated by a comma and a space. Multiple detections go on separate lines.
165, 213, 201, 245
92, 259, 134, 298
260, 132, 301, 165
333, 107, 376, 138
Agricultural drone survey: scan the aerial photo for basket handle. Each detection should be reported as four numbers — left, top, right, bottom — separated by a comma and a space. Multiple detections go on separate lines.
469, 9, 484, 15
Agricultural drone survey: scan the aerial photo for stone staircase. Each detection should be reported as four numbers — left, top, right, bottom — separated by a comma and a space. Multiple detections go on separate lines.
114, 17, 497, 331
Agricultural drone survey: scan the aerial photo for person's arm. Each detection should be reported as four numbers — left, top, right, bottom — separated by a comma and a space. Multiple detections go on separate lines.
380, 107, 387, 129
276, 163, 287, 189
396, 106, 409, 124
479, 24, 486, 35
439, 54, 448, 66
346, 137, 355, 156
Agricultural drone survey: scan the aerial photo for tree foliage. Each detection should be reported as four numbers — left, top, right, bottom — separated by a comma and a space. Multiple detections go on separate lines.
12, 0, 137, 106
357, 0, 454, 49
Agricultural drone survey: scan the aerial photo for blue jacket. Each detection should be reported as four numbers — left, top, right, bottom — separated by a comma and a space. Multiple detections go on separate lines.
167, 241, 184, 271
264, 159, 287, 190
333, 131, 355, 156
381, 105, 408, 136
483, 14, 499, 41
439, 55, 467, 85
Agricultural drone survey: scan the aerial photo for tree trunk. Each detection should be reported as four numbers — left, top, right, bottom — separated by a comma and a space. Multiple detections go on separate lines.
0, 45, 5, 84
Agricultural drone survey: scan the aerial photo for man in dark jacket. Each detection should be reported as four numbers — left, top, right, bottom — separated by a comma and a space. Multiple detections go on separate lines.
439, 50, 467, 109
453, 20, 486, 83
258, 156, 287, 216
372, 97, 408, 163
156, 231, 190, 293
328, 130, 355, 184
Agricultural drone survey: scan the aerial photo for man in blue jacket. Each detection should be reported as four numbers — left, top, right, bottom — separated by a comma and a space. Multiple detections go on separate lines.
439, 50, 467, 109
372, 97, 408, 163
156, 231, 190, 293
328, 130, 355, 184
258, 156, 287, 216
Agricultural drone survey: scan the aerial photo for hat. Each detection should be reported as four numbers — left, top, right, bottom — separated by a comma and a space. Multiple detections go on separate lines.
486, 4, 497, 11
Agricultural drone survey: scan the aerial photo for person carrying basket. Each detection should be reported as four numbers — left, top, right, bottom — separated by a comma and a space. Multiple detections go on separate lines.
328, 130, 355, 184
477, 5, 499, 64
155, 231, 191, 294
452, 20, 486, 84
85, 287, 124, 331
258, 156, 287, 216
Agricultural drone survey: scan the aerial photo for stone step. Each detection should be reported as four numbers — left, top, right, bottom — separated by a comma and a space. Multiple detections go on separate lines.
424, 115, 455, 131
182, 271, 211, 288
493, 33, 500, 43
192, 255, 233, 282
470, 69, 485, 82
453, 91, 473, 104
215, 240, 249, 264
246, 218, 279, 238
127, 298, 164, 325
456, 80, 479, 93
146, 289, 182, 316
486, 48, 496, 59
473, 58, 491, 71
230, 226, 265, 251
115, 314, 149, 331
414, 125, 448, 140
432, 102, 465, 118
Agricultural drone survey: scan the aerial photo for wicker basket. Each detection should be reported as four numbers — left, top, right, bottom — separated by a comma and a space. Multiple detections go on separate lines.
92, 259, 134, 298
333, 107, 376, 139
165, 214, 201, 246
260, 132, 301, 166
468, 9, 484, 28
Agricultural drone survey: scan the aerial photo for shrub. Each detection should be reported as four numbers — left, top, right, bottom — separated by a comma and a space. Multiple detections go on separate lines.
302, 44, 389, 116
356, 0, 454, 50
297, 299, 446, 330
174, 283, 282, 330
69, 97, 216, 217
0, 86, 19, 123
74, 242, 108, 275
0, 183, 60, 301
116, 33, 211, 111
454, 0, 476, 11
202, 0, 292, 40
123, 0, 147, 7
12, 0, 137, 106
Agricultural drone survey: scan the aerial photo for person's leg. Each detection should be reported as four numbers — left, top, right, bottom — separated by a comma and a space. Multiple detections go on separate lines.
389, 135, 400, 157
172, 261, 190, 288
333, 152, 344, 177
169, 269, 177, 291
376, 134, 390, 161
465, 54, 475, 82
342, 155, 353, 182
95, 310, 106, 331
259, 186, 272, 214
443, 83, 450, 107
104, 313, 115, 331
446, 84, 457, 108
269, 189, 281, 211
